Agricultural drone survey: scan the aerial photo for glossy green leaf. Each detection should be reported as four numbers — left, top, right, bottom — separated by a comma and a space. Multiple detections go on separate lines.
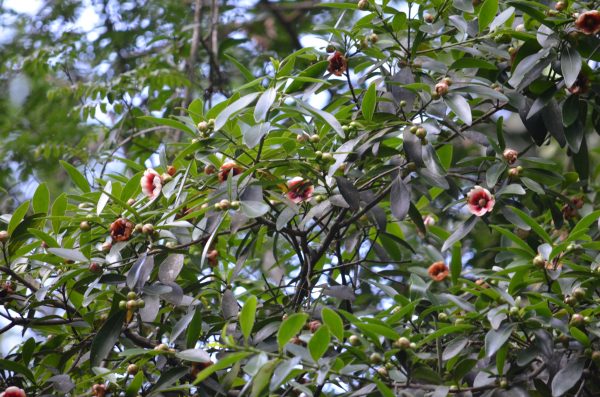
362, 82, 376, 121
32, 183, 50, 214
321, 307, 344, 341
60, 160, 90, 193
240, 295, 258, 343
277, 313, 308, 350
308, 324, 330, 361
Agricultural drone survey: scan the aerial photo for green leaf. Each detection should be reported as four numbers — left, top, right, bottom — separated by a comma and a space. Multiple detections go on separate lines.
551, 357, 585, 397
354, 321, 400, 340
121, 171, 142, 201
362, 82, 376, 121
240, 201, 270, 218
254, 87, 277, 122
441, 215, 478, 252
224, 53, 254, 82
507, 206, 552, 244
444, 94, 472, 125
0, 359, 36, 384
270, 357, 301, 391
240, 295, 258, 343
47, 248, 88, 262
485, 323, 513, 358
243, 122, 271, 149
485, 162, 506, 188
60, 160, 90, 193
569, 326, 590, 347
450, 245, 462, 285
390, 175, 410, 221
308, 325, 330, 361
214, 92, 259, 131
149, 366, 188, 395
374, 379, 396, 397
138, 116, 195, 136
285, 60, 328, 93
97, 180, 112, 216
90, 310, 126, 367
570, 210, 600, 238
561, 45, 582, 89
193, 352, 253, 384
321, 307, 344, 341
490, 225, 536, 256
32, 183, 50, 214
251, 359, 278, 397
296, 99, 345, 137
175, 348, 211, 362
496, 344, 508, 376
277, 313, 308, 350
8, 200, 30, 235
186, 306, 203, 348
479, 0, 498, 31
126, 371, 144, 397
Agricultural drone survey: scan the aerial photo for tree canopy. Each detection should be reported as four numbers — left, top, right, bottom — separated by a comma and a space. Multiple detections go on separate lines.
1, 0, 600, 396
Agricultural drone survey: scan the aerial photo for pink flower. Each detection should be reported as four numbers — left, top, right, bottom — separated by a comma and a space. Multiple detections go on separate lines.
218, 161, 243, 183
286, 177, 314, 204
141, 168, 163, 199
575, 10, 600, 35
466, 186, 495, 216
327, 51, 347, 76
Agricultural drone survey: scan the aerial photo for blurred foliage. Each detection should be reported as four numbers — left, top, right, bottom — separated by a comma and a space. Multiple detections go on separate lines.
1, 0, 600, 397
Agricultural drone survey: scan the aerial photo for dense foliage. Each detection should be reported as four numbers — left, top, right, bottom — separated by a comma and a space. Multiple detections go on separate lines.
2, 0, 600, 396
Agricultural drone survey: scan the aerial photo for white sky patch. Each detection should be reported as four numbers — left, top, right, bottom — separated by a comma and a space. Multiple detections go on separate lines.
4, 0, 42, 15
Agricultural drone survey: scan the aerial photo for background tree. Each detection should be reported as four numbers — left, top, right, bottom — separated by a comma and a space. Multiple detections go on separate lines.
1, 0, 600, 396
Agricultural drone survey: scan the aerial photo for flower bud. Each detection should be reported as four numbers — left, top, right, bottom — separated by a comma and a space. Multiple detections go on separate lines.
89, 263, 102, 273
502, 148, 518, 164
142, 224, 155, 235
204, 164, 217, 175
435, 82, 449, 96
308, 320, 321, 333
197, 121, 209, 132
393, 337, 411, 349
357, 0, 369, 10
533, 255, 546, 268
0, 230, 9, 243
348, 335, 361, 346
369, 352, 383, 364
127, 364, 139, 375
570, 313, 585, 327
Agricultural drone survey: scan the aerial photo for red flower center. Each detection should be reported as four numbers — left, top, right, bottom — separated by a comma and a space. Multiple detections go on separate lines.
478, 198, 487, 208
